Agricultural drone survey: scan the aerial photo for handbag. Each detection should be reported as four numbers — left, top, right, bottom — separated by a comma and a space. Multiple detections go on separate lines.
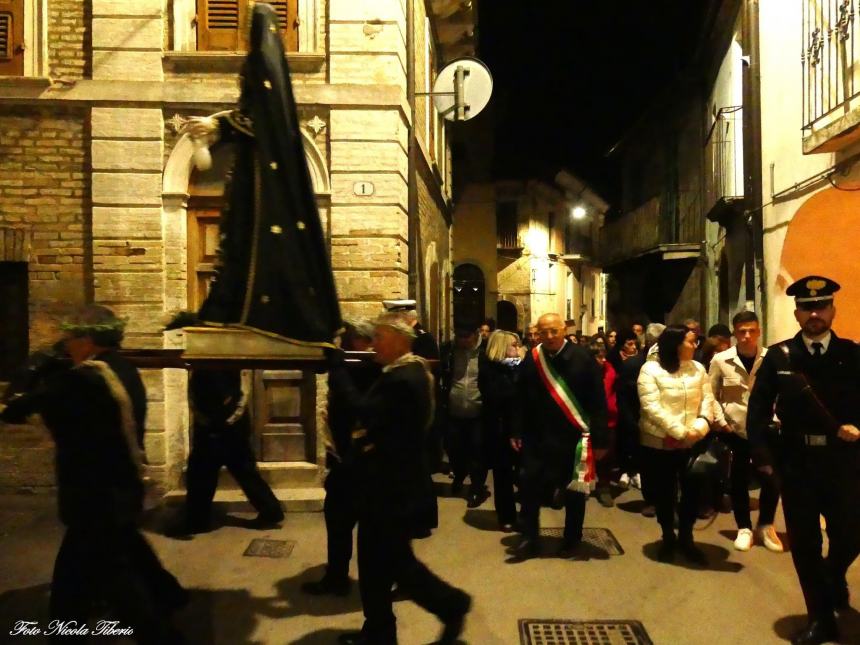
686, 433, 732, 480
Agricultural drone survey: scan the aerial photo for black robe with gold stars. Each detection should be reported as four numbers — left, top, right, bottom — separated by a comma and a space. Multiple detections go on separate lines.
199, 3, 341, 347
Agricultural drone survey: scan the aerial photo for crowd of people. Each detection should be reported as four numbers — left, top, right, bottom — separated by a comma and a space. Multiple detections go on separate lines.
0, 274, 858, 645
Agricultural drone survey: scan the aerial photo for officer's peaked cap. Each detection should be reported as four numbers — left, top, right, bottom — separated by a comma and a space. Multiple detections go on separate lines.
786, 275, 841, 303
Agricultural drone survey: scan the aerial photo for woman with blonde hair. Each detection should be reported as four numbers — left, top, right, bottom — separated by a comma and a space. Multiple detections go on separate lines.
478, 330, 524, 530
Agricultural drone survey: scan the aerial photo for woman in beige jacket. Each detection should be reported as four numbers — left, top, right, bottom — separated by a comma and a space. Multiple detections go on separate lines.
637, 325, 716, 565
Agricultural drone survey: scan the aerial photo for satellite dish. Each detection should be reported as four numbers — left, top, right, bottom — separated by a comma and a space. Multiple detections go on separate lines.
431, 57, 493, 122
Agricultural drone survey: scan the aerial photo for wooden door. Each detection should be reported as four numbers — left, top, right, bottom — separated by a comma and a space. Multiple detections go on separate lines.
253, 370, 315, 462
187, 200, 221, 311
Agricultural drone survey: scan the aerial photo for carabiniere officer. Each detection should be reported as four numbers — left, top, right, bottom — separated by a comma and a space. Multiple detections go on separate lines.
747, 275, 860, 645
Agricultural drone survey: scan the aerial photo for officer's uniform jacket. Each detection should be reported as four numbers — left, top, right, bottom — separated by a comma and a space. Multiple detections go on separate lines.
747, 331, 860, 450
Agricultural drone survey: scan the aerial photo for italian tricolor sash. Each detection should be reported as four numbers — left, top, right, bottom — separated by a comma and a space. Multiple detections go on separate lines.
532, 345, 596, 493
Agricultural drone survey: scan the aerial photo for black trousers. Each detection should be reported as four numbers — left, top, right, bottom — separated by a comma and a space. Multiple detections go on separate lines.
719, 432, 779, 529
779, 446, 860, 620
519, 453, 586, 542
50, 523, 182, 644
185, 415, 283, 526
357, 516, 468, 641
323, 460, 358, 581
641, 446, 700, 539
485, 428, 517, 525
616, 419, 640, 475
447, 416, 488, 494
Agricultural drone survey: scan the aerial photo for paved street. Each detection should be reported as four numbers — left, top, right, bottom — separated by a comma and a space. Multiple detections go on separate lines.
1, 478, 858, 645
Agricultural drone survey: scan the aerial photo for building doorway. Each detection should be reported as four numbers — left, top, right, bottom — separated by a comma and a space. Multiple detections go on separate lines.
497, 300, 518, 333
452, 263, 484, 328
186, 143, 315, 463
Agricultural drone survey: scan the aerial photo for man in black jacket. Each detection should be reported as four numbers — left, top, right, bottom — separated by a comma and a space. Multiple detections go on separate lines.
328, 313, 471, 645
748, 276, 860, 645
0, 305, 185, 644
302, 319, 380, 597
511, 313, 609, 561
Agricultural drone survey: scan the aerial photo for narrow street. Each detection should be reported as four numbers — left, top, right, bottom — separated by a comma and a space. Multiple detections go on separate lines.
2, 479, 858, 644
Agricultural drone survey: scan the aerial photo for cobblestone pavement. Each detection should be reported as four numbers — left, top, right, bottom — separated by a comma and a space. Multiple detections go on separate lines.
0, 479, 858, 644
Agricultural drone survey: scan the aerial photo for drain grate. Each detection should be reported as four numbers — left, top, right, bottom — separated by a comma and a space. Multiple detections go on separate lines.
519, 620, 652, 645
538, 527, 624, 555
243, 538, 296, 558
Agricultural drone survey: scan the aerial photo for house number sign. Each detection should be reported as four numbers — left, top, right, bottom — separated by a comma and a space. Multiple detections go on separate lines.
353, 181, 375, 196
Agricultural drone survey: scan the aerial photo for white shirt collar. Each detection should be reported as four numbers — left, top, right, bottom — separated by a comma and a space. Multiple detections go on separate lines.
543, 339, 568, 357
801, 331, 832, 355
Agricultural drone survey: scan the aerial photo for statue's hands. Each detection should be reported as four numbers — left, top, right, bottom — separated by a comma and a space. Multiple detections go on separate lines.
181, 116, 219, 143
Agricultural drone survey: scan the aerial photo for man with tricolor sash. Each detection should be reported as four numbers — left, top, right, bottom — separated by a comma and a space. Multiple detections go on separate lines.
510, 313, 609, 561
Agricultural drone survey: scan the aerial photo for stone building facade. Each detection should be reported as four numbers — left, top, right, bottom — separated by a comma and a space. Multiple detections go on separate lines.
452, 175, 606, 337
0, 0, 476, 499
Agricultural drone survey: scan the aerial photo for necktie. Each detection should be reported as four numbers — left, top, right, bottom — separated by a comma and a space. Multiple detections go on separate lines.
811, 342, 823, 357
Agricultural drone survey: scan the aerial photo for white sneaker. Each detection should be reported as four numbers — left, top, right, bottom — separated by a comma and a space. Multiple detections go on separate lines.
757, 525, 784, 552
734, 528, 753, 551
618, 473, 631, 489
630, 473, 642, 490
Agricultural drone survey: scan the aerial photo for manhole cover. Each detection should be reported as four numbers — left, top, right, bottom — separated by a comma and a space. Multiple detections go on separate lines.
519, 620, 652, 645
243, 538, 295, 558
538, 528, 624, 555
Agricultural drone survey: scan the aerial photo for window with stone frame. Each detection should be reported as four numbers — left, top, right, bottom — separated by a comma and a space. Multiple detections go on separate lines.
197, 0, 298, 52
0, 0, 24, 76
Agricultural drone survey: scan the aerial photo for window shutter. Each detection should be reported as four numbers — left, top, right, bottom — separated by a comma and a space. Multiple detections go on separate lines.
198, 0, 241, 51
267, 0, 298, 52
0, 0, 24, 76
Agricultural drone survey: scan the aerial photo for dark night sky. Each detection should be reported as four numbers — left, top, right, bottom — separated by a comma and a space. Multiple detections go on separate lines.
473, 1, 710, 202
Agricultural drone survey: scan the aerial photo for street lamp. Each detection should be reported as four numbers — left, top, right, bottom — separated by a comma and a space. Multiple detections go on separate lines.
571, 205, 587, 220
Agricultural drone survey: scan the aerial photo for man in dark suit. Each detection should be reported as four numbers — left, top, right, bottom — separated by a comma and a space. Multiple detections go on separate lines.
511, 312, 609, 560
328, 313, 471, 645
748, 275, 860, 645
1, 305, 185, 644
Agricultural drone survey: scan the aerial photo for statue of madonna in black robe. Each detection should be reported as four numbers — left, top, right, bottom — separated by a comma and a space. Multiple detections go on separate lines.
199, 3, 341, 348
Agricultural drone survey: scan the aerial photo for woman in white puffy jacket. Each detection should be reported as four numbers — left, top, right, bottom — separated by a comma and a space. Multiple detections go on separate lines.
637, 324, 716, 565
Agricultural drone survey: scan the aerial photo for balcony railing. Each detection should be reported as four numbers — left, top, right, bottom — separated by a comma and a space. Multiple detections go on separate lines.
598, 197, 662, 265
802, 0, 860, 131
704, 106, 744, 207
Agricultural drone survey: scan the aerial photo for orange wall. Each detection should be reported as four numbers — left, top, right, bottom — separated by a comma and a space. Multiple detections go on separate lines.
778, 187, 860, 341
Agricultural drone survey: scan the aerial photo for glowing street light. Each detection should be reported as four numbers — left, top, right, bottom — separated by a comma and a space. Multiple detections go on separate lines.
572, 205, 587, 220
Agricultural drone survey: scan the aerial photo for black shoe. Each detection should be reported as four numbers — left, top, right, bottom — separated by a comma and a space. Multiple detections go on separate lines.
558, 538, 582, 559
679, 540, 707, 566
466, 489, 489, 509
165, 520, 209, 538
301, 576, 351, 597
436, 593, 472, 644
337, 631, 397, 645
790, 618, 838, 645
697, 507, 716, 520
508, 537, 539, 562
249, 511, 284, 529
596, 488, 614, 508
657, 538, 676, 563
